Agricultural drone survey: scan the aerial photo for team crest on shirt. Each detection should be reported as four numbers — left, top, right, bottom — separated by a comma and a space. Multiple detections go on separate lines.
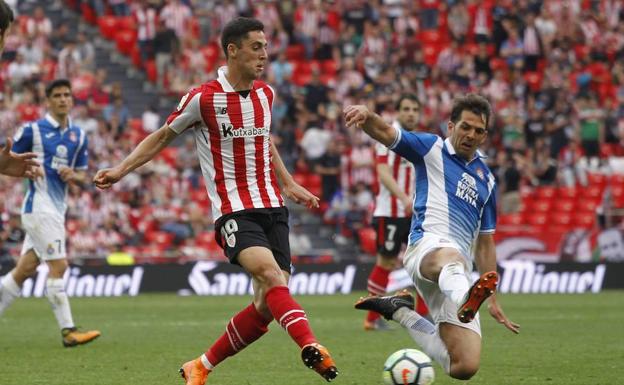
47, 243, 55, 255
455, 172, 478, 208
476, 167, 485, 180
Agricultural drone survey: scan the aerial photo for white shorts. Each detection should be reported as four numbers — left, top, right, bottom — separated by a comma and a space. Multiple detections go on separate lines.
21, 213, 66, 261
403, 233, 481, 337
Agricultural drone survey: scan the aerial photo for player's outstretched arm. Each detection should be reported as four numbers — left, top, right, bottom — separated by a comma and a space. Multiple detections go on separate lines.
270, 140, 319, 209
93, 124, 177, 189
0, 137, 39, 178
475, 233, 521, 334
344, 105, 396, 147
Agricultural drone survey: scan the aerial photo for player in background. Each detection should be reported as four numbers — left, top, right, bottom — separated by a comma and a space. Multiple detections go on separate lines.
347, 94, 519, 380
364, 93, 426, 331
0, 0, 38, 178
0, 79, 101, 347
94, 17, 337, 385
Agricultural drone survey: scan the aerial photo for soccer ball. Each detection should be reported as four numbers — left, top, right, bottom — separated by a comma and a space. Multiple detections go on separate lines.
382, 348, 435, 385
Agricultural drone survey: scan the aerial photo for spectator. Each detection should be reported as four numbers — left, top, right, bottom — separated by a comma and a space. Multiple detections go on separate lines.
315, 138, 342, 203
159, 0, 193, 40
153, 20, 179, 89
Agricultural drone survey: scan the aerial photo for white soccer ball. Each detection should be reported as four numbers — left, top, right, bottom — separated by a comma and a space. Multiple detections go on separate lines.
382, 348, 435, 385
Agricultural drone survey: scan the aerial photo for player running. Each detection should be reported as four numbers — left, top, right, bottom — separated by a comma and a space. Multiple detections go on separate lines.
364, 93, 423, 331
94, 17, 337, 384
346, 94, 519, 380
0, 79, 101, 347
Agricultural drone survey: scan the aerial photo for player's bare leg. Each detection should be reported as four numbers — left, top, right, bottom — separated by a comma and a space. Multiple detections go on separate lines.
439, 323, 481, 380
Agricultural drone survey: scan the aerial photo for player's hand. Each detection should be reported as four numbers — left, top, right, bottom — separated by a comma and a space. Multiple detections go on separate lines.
58, 166, 76, 183
401, 196, 413, 214
282, 180, 320, 209
93, 167, 123, 189
488, 296, 520, 334
344, 105, 371, 128
0, 137, 40, 178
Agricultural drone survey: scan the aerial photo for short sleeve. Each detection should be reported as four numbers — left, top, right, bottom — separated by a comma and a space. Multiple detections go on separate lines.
389, 127, 439, 163
11, 124, 33, 154
74, 133, 89, 170
480, 185, 497, 233
166, 88, 202, 134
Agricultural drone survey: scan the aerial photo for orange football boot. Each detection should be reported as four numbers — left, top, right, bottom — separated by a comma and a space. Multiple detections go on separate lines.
301, 343, 338, 382
458, 271, 498, 323
179, 358, 210, 385
62, 327, 101, 347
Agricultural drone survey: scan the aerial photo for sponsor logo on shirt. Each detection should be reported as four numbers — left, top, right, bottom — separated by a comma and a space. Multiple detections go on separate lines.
455, 172, 478, 208
51, 144, 69, 170
220, 123, 268, 138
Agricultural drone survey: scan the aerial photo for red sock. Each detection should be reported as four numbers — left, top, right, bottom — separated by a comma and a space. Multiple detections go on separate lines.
416, 293, 429, 316
366, 264, 391, 322
204, 303, 272, 367
265, 286, 316, 348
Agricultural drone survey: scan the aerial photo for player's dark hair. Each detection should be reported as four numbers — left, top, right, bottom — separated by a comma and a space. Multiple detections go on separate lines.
0, 0, 14, 34
45, 79, 72, 97
396, 93, 420, 110
450, 93, 492, 128
221, 17, 264, 59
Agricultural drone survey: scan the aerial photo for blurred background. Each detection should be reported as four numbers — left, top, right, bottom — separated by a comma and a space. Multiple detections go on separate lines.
0, 0, 622, 278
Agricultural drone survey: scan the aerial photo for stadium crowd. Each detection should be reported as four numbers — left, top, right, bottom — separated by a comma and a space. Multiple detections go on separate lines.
0, 0, 623, 262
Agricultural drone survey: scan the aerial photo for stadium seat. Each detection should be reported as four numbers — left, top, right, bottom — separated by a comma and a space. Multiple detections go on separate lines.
115, 30, 137, 56
195, 231, 217, 247
420, 30, 441, 44
80, 2, 97, 25
358, 227, 377, 255
526, 212, 548, 227
145, 231, 175, 247
293, 172, 308, 187
116, 16, 136, 31
498, 213, 524, 226
587, 173, 607, 187
530, 199, 552, 212
144, 60, 157, 83
552, 198, 575, 212
285, 44, 305, 61
557, 187, 577, 199
321, 59, 338, 76
551, 212, 573, 226
524, 72, 543, 92
583, 185, 604, 200
572, 212, 596, 229
98, 16, 117, 40
535, 186, 557, 199
575, 198, 600, 212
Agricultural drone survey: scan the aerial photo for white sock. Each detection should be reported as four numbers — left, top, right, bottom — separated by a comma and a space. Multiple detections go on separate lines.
0, 273, 21, 316
200, 354, 214, 370
45, 278, 75, 330
438, 262, 470, 307
393, 307, 451, 374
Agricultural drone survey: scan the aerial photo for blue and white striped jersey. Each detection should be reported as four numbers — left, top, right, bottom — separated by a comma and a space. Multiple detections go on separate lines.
389, 127, 496, 259
12, 114, 88, 219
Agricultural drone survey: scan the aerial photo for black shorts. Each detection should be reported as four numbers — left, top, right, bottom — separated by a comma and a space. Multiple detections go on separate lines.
215, 207, 291, 272
372, 216, 411, 257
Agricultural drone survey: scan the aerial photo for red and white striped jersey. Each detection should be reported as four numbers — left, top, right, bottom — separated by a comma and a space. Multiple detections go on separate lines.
166, 66, 284, 221
373, 121, 415, 218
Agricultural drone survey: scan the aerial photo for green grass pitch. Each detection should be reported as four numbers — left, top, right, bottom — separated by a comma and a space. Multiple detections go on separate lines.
1, 291, 623, 384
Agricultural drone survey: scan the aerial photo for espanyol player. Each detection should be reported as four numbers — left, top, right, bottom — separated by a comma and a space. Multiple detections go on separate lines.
347, 94, 519, 380
0, 79, 100, 347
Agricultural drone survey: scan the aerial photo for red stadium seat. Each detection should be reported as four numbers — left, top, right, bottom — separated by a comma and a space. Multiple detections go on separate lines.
552, 198, 575, 212
115, 30, 137, 56
526, 212, 548, 227
285, 44, 305, 61
422, 44, 440, 67
321, 59, 338, 76
575, 198, 600, 212
582, 185, 604, 200
305, 174, 322, 190
358, 227, 377, 255
98, 16, 117, 40
116, 16, 136, 31
145, 231, 174, 247
81, 2, 97, 25
572, 212, 596, 229
292, 172, 308, 187
587, 173, 607, 187
557, 187, 577, 199
144, 60, 157, 83
551, 212, 573, 226
159, 147, 178, 167
420, 30, 441, 44
535, 186, 556, 199
498, 213, 524, 226
524, 72, 542, 92
530, 199, 552, 212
